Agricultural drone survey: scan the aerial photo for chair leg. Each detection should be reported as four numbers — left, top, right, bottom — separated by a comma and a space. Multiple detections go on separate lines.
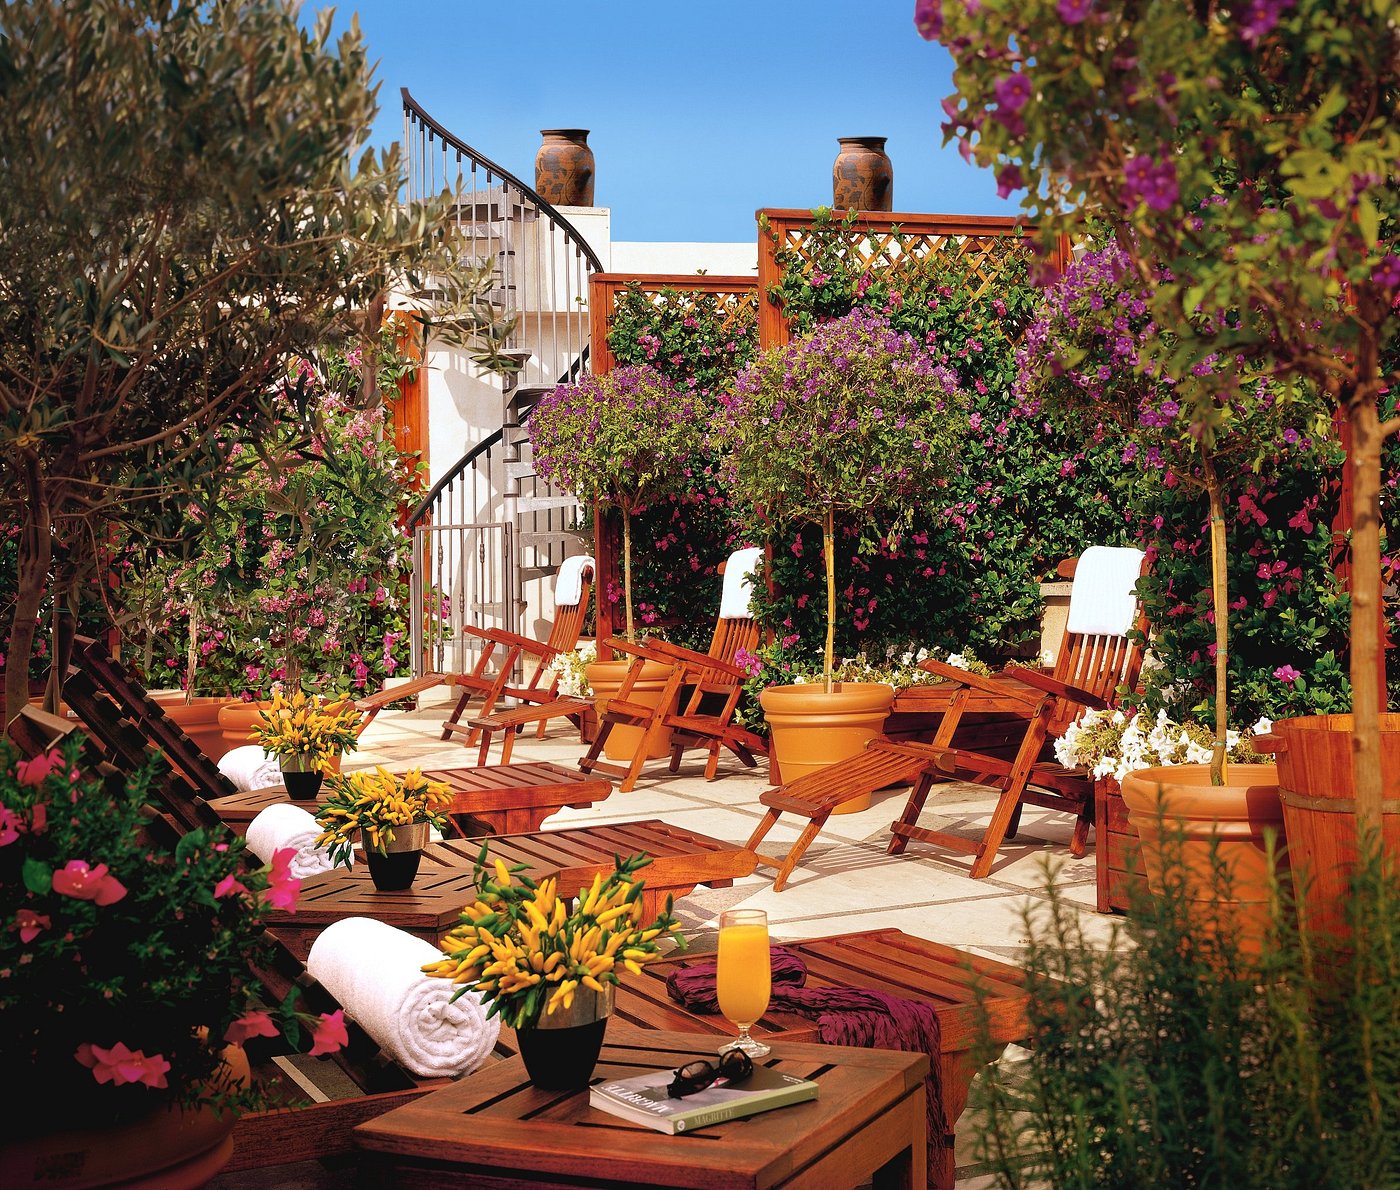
1006, 801, 1025, 840
887, 771, 938, 856
439, 688, 475, 742
1069, 795, 1093, 858
744, 807, 828, 893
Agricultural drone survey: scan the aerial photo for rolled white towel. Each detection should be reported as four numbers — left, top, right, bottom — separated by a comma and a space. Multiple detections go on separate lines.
246, 803, 345, 880
719, 546, 763, 619
554, 553, 595, 607
218, 744, 282, 793
306, 917, 499, 1078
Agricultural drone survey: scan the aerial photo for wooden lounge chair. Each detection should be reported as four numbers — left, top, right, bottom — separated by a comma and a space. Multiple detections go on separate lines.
577, 547, 767, 793
438, 554, 595, 748
743, 546, 1149, 889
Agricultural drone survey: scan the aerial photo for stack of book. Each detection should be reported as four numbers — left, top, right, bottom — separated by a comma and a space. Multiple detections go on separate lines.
589, 1063, 818, 1134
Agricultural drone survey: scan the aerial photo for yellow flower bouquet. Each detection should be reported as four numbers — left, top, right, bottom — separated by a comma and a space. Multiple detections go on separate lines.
313, 765, 453, 868
250, 688, 362, 771
422, 849, 685, 1029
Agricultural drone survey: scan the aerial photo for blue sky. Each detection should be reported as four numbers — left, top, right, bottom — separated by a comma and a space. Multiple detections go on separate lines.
321, 0, 1006, 244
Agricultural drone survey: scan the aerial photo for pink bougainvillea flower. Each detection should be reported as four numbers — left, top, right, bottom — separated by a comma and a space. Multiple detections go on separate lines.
15, 751, 58, 786
1057, 0, 1093, 21
1123, 154, 1180, 212
13, 909, 51, 942
995, 163, 1024, 200
225, 1011, 280, 1046
52, 860, 127, 905
1273, 664, 1301, 683
994, 72, 1032, 113
0, 805, 22, 846
215, 872, 252, 899
913, 0, 943, 40
308, 1010, 349, 1056
75, 1041, 171, 1088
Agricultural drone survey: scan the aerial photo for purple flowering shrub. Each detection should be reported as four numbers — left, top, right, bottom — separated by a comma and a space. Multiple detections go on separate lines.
601, 284, 757, 650
124, 342, 422, 697
718, 308, 969, 682
529, 363, 706, 641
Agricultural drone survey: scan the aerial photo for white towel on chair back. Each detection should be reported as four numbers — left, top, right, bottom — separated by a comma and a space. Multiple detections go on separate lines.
719, 547, 764, 619
1065, 546, 1145, 637
246, 803, 344, 880
306, 917, 499, 1078
554, 554, 595, 607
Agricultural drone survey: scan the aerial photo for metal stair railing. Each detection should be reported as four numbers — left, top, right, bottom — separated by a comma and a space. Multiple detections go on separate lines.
402, 90, 602, 679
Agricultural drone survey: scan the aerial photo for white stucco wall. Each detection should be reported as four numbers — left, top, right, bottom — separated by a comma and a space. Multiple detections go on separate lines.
609, 240, 757, 276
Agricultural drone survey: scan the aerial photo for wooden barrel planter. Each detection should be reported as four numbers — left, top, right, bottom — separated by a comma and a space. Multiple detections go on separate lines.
1257, 714, 1400, 936
1094, 775, 1148, 914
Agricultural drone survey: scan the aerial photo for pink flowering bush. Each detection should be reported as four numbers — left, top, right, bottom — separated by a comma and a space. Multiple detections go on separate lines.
122, 337, 424, 697
0, 736, 345, 1132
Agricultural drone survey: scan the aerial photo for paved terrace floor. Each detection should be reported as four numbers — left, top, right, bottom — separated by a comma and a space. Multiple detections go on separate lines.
213, 689, 1119, 1189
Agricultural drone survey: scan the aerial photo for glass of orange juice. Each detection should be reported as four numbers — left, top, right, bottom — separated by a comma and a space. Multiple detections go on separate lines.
716, 908, 771, 1057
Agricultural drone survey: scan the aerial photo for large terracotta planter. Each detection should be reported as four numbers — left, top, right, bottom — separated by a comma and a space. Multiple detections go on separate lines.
1259, 713, 1400, 937
534, 129, 595, 206
760, 682, 895, 814
832, 136, 893, 211
151, 693, 238, 762
1119, 763, 1287, 953
585, 659, 674, 763
0, 1043, 248, 1189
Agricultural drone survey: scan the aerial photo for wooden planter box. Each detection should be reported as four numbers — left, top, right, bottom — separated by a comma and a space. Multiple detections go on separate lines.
1095, 775, 1149, 914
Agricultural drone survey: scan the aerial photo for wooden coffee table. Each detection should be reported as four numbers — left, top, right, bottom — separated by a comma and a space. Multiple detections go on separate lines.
262, 819, 757, 961
581, 928, 1031, 1190
353, 1024, 928, 1189
206, 760, 611, 837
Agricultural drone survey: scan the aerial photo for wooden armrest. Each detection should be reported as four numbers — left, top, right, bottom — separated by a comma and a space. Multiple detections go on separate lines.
641, 639, 716, 668
602, 638, 675, 667
353, 674, 446, 713
917, 658, 1041, 706
1001, 664, 1112, 710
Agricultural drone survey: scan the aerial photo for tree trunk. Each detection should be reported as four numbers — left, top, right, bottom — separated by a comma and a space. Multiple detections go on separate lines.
5, 464, 52, 728
823, 509, 836, 693
1203, 456, 1229, 786
1347, 390, 1385, 834
621, 506, 635, 644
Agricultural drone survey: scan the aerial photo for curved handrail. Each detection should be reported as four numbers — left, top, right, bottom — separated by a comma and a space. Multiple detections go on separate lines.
406, 428, 504, 531
402, 88, 605, 276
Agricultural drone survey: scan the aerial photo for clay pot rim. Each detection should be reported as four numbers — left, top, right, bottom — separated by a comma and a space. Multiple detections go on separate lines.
1120, 763, 1284, 823
540, 128, 590, 138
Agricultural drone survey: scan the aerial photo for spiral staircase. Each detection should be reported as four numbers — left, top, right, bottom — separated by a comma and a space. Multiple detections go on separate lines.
400, 90, 602, 678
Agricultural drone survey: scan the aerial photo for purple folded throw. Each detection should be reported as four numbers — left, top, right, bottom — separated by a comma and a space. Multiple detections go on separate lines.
665, 947, 949, 1151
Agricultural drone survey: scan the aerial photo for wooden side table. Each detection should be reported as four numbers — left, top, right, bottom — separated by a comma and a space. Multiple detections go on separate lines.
354, 1024, 928, 1189
497, 928, 1031, 1190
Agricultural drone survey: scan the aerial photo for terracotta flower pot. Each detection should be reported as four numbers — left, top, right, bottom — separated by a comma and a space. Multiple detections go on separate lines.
585, 659, 674, 763
832, 136, 893, 212
1119, 763, 1287, 953
760, 682, 895, 813
149, 693, 238, 762
534, 129, 594, 206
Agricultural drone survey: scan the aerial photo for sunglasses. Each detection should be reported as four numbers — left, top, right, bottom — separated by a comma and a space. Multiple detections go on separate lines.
667, 1048, 755, 1098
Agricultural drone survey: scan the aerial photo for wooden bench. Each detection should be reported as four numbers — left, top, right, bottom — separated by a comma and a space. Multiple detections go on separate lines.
261, 819, 758, 961
556, 928, 1032, 1190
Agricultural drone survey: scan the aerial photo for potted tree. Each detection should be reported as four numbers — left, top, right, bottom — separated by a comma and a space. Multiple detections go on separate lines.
528, 364, 705, 762
925, 0, 1400, 934
1020, 237, 1321, 939
718, 308, 968, 802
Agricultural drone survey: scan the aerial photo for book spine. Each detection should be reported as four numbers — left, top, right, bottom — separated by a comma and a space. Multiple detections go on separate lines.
671, 1085, 814, 1133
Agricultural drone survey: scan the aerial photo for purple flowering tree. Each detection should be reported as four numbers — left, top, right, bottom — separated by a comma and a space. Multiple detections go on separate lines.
919, 0, 1399, 822
717, 309, 969, 689
1021, 238, 1326, 781
528, 364, 704, 642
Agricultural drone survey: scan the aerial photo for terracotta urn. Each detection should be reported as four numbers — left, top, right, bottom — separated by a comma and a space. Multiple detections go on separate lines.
832, 136, 892, 212
1118, 763, 1287, 953
760, 682, 895, 813
150, 692, 238, 762
534, 129, 595, 206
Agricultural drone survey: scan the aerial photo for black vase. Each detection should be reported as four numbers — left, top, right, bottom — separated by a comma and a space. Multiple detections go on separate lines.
515, 985, 614, 1091
280, 768, 323, 801
365, 847, 423, 891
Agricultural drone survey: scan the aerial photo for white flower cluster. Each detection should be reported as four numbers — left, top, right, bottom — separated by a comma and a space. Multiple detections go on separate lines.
545, 640, 597, 698
1055, 707, 1273, 784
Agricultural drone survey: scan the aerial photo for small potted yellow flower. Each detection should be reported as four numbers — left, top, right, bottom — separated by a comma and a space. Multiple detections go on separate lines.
250, 688, 362, 800
314, 766, 453, 890
423, 849, 685, 1091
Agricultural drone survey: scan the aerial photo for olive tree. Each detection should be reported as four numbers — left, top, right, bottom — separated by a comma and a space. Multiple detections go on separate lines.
0, 0, 513, 725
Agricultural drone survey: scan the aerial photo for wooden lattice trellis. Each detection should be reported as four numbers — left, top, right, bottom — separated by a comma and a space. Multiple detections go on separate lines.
756, 209, 1070, 347
588, 273, 761, 375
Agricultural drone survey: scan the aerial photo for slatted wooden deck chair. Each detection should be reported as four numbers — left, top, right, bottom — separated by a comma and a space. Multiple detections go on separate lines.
743, 546, 1150, 890
438, 553, 595, 748
577, 547, 768, 793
